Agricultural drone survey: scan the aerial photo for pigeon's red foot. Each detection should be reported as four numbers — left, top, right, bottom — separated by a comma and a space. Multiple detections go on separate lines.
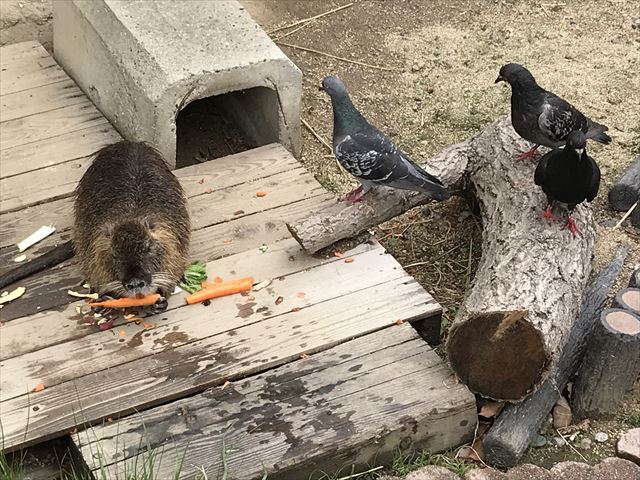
516, 145, 540, 161
565, 215, 580, 237
538, 206, 558, 223
344, 185, 365, 203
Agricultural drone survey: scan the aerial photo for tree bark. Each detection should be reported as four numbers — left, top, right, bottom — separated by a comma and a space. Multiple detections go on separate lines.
612, 288, 640, 316
572, 308, 640, 419
608, 156, 640, 212
445, 117, 597, 401
482, 247, 628, 468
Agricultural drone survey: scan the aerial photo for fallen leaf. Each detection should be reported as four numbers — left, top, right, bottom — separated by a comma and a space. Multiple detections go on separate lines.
256, 191, 267, 197
291, 307, 301, 312
479, 400, 505, 419
275, 296, 284, 305
296, 291, 306, 298
32, 383, 45, 393
118, 330, 126, 337
395, 319, 405, 325
344, 257, 355, 263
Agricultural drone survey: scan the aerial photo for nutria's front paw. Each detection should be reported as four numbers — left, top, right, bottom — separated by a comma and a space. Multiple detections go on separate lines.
151, 296, 168, 314
92, 294, 114, 315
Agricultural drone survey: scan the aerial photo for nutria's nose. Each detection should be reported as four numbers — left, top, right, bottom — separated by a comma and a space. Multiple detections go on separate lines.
125, 278, 147, 291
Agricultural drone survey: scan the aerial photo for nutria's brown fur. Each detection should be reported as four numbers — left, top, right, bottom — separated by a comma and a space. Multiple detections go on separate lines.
74, 141, 190, 300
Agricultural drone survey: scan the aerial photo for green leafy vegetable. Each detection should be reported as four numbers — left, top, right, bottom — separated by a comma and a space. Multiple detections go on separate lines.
179, 261, 208, 294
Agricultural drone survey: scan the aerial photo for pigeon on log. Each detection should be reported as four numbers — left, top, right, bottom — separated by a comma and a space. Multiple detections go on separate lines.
534, 130, 601, 236
496, 63, 611, 161
320, 75, 450, 203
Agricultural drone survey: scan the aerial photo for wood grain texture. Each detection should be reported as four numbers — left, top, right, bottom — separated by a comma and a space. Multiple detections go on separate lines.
0, 238, 376, 360
75, 326, 474, 480
0, 275, 439, 450
0, 42, 67, 96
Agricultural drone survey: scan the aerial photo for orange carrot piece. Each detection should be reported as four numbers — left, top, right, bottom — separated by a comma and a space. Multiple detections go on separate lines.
256, 191, 267, 197
185, 277, 254, 305
32, 383, 45, 393
344, 257, 354, 263
88, 293, 161, 309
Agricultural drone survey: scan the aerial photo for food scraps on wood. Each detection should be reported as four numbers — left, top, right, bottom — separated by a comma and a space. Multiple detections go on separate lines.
291, 307, 301, 312
256, 191, 267, 197
296, 291, 306, 298
32, 383, 45, 393
221, 380, 231, 390
253, 279, 272, 291
179, 261, 208, 294
333, 250, 343, 258
17, 225, 56, 252
185, 277, 254, 304
394, 319, 405, 325
259, 244, 268, 253
300, 353, 309, 359
89, 294, 161, 309
67, 290, 99, 300
14, 254, 26, 263
118, 330, 126, 337
275, 296, 284, 305
0, 287, 26, 305
344, 257, 355, 263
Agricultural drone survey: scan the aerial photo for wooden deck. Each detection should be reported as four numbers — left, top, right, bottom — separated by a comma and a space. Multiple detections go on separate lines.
0, 42, 476, 478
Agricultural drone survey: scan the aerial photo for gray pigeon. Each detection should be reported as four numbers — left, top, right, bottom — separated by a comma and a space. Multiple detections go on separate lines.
496, 63, 611, 161
320, 75, 450, 203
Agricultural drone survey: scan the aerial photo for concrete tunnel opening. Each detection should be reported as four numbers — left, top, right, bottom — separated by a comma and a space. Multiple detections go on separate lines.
176, 86, 280, 168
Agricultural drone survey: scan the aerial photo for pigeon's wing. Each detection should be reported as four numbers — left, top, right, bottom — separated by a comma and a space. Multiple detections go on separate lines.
585, 154, 601, 202
534, 150, 552, 187
335, 131, 449, 200
538, 93, 588, 143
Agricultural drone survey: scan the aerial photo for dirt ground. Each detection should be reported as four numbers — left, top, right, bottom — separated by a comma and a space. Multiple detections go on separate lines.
242, 0, 640, 470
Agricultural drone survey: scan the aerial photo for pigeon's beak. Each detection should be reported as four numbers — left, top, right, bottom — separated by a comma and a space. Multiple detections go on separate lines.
494, 75, 505, 84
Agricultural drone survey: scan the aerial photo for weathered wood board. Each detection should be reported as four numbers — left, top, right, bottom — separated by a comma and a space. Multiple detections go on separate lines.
0, 43, 465, 479
74, 325, 476, 480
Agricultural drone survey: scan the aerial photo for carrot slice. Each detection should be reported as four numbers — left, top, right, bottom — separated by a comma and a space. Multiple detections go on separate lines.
185, 277, 254, 305
88, 293, 161, 309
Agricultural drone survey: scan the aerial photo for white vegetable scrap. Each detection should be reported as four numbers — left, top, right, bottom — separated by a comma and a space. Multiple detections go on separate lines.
67, 290, 99, 300
17, 226, 56, 252
0, 287, 26, 305
14, 254, 26, 263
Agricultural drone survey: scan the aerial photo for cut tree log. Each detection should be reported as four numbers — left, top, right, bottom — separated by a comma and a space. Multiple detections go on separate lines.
608, 156, 640, 212
482, 246, 628, 468
290, 115, 598, 401
572, 308, 640, 419
612, 288, 640, 316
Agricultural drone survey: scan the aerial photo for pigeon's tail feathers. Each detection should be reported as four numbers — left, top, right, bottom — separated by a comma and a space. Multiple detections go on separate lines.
586, 121, 612, 145
402, 162, 451, 201
414, 180, 451, 201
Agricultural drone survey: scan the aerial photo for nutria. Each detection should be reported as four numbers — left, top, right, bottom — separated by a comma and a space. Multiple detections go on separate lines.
73, 141, 190, 311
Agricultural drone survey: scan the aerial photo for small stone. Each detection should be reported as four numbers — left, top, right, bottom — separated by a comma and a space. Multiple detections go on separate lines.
555, 436, 567, 446
595, 432, 609, 443
617, 428, 640, 464
531, 433, 547, 448
580, 437, 592, 450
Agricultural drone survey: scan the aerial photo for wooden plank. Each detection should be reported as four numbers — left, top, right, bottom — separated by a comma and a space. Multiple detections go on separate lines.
0, 143, 301, 248
0, 193, 334, 321
75, 326, 475, 479
0, 41, 44, 65
0, 49, 68, 97
0, 274, 436, 451
0, 245, 412, 402
0, 238, 375, 360
0, 124, 120, 179
0, 102, 106, 151
0, 79, 87, 123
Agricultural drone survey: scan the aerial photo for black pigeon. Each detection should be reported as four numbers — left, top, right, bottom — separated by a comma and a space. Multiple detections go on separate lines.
496, 63, 611, 161
534, 130, 601, 236
320, 76, 450, 203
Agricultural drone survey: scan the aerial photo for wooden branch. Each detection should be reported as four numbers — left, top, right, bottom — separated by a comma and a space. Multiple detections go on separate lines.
445, 116, 597, 401
608, 156, 640, 212
482, 246, 628, 468
572, 308, 640, 419
286, 141, 471, 254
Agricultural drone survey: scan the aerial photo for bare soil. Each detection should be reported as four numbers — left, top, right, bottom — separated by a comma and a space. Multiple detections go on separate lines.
243, 0, 640, 469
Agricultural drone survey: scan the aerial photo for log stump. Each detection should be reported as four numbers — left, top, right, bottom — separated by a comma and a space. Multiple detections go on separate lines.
608, 156, 640, 212
613, 288, 640, 316
483, 247, 628, 468
572, 308, 640, 419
